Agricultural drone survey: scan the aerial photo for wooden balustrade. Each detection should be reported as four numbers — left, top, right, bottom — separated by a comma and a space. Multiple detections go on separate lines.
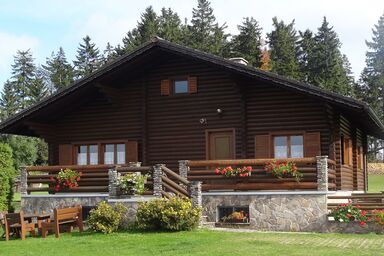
160, 166, 189, 198
187, 157, 333, 192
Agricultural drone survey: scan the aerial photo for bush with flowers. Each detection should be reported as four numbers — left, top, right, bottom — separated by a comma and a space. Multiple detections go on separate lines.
50, 168, 82, 192
329, 202, 370, 226
264, 161, 302, 182
214, 166, 252, 177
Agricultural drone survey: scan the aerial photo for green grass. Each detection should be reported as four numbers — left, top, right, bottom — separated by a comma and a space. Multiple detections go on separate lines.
0, 229, 383, 256
368, 175, 384, 192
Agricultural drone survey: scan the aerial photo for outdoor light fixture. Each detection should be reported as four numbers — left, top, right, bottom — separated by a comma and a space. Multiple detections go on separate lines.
217, 108, 222, 114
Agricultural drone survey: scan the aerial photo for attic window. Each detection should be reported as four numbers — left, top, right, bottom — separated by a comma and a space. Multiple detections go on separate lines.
174, 80, 188, 94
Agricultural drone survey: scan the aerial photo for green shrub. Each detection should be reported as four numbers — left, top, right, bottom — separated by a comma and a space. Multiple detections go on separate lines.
0, 143, 16, 211
117, 173, 148, 195
136, 197, 201, 231
88, 201, 127, 234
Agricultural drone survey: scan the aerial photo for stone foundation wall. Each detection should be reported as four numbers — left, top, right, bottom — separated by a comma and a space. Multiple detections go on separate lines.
21, 194, 155, 222
202, 192, 329, 232
21, 194, 108, 213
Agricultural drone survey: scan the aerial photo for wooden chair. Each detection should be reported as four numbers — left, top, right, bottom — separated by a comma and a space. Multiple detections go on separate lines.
4, 211, 36, 241
0, 211, 7, 238
41, 206, 83, 238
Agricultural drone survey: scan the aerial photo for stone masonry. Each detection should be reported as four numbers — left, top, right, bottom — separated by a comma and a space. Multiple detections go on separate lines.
203, 193, 329, 232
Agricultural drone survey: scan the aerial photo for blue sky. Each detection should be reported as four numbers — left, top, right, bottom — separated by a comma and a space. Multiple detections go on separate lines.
0, 0, 383, 88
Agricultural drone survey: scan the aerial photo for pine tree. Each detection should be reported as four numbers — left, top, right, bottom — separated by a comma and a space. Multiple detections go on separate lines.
43, 47, 74, 92
231, 17, 263, 67
267, 17, 301, 80
158, 8, 183, 43
189, 0, 228, 56
73, 35, 101, 78
298, 29, 315, 82
0, 80, 18, 120
10, 49, 36, 109
309, 17, 353, 95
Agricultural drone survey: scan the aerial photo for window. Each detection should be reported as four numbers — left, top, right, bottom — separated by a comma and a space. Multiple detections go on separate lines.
76, 144, 99, 165
104, 143, 126, 164
273, 135, 303, 158
174, 80, 188, 94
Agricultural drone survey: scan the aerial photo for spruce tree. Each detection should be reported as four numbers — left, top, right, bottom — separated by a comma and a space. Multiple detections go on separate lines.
10, 49, 36, 109
298, 29, 315, 82
189, 0, 228, 56
0, 80, 18, 120
358, 13, 384, 121
28, 67, 48, 104
158, 8, 183, 43
122, 6, 160, 53
43, 47, 74, 92
231, 17, 263, 67
73, 35, 101, 78
102, 42, 116, 64
309, 17, 353, 95
267, 17, 301, 80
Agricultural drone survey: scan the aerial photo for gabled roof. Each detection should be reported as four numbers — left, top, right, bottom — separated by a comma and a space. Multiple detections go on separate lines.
1, 37, 383, 138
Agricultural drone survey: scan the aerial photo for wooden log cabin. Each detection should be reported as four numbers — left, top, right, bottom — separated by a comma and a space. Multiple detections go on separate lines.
0, 38, 383, 192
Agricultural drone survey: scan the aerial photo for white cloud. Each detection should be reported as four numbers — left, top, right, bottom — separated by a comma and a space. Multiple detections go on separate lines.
0, 32, 39, 84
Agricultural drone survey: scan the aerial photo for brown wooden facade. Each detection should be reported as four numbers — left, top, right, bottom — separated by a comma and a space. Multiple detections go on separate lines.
1, 39, 382, 191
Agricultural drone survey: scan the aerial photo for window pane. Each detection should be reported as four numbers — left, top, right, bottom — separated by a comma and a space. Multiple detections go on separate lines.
290, 136, 303, 158
274, 136, 288, 158
174, 80, 188, 93
89, 145, 98, 165
104, 144, 114, 164
117, 144, 126, 164
77, 146, 87, 165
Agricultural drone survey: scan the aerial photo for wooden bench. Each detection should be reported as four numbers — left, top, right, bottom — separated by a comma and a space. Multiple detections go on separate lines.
41, 206, 83, 238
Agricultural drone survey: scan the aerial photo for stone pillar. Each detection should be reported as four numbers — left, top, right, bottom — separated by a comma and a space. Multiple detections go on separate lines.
316, 156, 328, 191
178, 160, 189, 180
188, 181, 202, 208
20, 167, 28, 195
108, 166, 118, 197
153, 164, 164, 197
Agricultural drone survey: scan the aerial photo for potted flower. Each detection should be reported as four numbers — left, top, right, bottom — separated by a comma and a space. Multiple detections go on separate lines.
264, 161, 303, 182
214, 166, 252, 177
117, 172, 148, 196
50, 168, 82, 192
222, 210, 249, 223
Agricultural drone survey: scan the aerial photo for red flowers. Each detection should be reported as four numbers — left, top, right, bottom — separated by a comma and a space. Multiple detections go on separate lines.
214, 166, 252, 177
51, 168, 82, 192
264, 161, 303, 182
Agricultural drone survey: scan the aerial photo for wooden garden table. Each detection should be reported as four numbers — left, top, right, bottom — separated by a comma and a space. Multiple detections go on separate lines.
24, 213, 52, 233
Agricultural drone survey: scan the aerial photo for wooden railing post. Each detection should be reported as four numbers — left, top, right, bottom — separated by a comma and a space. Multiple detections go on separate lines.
188, 181, 202, 208
153, 164, 164, 197
316, 156, 328, 191
20, 166, 28, 195
108, 166, 118, 197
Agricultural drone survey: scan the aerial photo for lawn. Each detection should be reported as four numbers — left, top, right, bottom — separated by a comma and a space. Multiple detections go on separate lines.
0, 229, 383, 256
368, 175, 384, 192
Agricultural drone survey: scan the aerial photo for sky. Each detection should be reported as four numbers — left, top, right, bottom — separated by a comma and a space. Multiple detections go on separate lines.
0, 0, 383, 88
